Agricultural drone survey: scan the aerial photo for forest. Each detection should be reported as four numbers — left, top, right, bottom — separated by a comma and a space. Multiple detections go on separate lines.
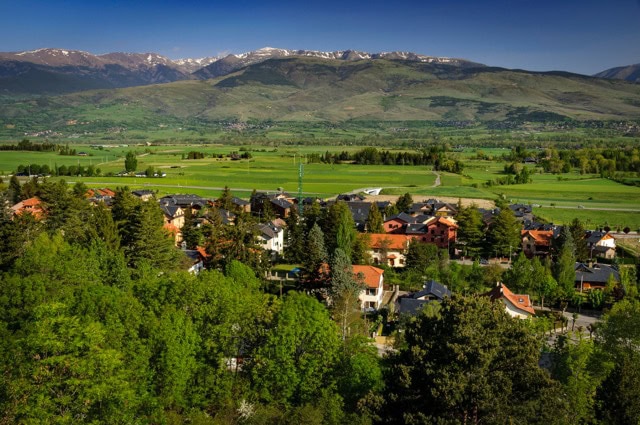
1, 179, 640, 424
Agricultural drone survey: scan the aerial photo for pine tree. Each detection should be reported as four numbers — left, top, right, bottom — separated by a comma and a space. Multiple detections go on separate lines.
456, 203, 485, 258
8, 175, 21, 204
366, 202, 384, 233
218, 185, 233, 211
124, 151, 137, 172
487, 207, 521, 258
305, 223, 328, 282
284, 206, 305, 263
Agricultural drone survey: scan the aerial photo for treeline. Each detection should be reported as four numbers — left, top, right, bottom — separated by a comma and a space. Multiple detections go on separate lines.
15, 163, 100, 177
182, 150, 253, 160
0, 138, 56, 152
310, 147, 464, 172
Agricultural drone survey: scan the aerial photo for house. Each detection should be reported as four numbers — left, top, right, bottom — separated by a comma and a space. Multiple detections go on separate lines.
397, 280, 451, 316
159, 203, 185, 229
411, 216, 458, 251
255, 223, 284, 257
586, 231, 616, 259
432, 202, 458, 218
575, 262, 620, 291
521, 229, 553, 258
353, 265, 385, 311
383, 212, 417, 233
163, 222, 182, 246
132, 189, 155, 201
484, 282, 535, 319
159, 194, 207, 214
86, 188, 116, 206
182, 248, 208, 274
368, 234, 412, 267
231, 197, 251, 213
250, 192, 293, 219
11, 197, 44, 219
510, 204, 534, 223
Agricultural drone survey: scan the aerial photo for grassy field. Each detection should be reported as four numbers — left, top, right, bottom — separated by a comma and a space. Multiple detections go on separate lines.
2, 142, 639, 228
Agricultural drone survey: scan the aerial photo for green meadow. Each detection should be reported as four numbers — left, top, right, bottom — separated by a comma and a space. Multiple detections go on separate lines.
2, 142, 639, 228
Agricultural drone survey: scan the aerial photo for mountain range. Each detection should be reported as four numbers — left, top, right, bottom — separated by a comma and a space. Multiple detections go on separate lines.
594, 63, 640, 83
0, 47, 484, 94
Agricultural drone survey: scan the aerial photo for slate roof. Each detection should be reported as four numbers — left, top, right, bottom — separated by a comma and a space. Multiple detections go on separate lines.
160, 194, 206, 208
575, 263, 620, 285
586, 231, 614, 245
255, 223, 282, 240
231, 197, 250, 206
132, 189, 154, 198
413, 280, 451, 300
337, 193, 365, 202
160, 204, 182, 219
405, 223, 428, 234
386, 212, 418, 224
397, 280, 451, 316
271, 198, 293, 209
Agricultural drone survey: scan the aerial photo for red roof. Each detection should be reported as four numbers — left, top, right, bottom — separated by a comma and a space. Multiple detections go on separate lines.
485, 282, 535, 315
11, 197, 44, 219
352, 265, 384, 289
369, 233, 411, 250
521, 230, 553, 246
196, 246, 210, 258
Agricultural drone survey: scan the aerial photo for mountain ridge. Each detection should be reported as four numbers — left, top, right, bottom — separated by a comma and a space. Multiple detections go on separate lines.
0, 46, 484, 94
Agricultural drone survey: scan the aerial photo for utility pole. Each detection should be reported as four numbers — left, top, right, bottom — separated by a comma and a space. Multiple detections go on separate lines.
297, 162, 304, 215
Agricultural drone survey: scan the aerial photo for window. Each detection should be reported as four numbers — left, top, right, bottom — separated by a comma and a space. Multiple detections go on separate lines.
367, 288, 377, 296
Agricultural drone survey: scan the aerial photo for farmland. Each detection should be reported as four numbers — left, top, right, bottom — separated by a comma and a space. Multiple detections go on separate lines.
2, 141, 640, 229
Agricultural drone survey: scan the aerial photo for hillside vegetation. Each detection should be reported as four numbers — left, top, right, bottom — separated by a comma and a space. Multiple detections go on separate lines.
2, 58, 640, 133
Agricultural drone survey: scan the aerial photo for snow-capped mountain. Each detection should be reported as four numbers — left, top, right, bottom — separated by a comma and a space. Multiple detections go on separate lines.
0, 46, 484, 94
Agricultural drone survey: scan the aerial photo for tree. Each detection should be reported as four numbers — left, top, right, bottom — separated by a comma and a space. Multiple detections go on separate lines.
125, 201, 181, 270
284, 205, 305, 263
249, 292, 341, 406
181, 207, 202, 249
456, 203, 485, 258
383, 295, 565, 424
569, 218, 588, 261
554, 228, 577, 299
1, 302, 140, 423
217, 185, 233, 211
395, 192, 413, 213
551, 335, 604, 424
304, 223, 328, 282
329, 248, 365, 341
405, 239, 439, 271
8, 175, 21, 204
124, 151, 137, 172
324, 201, 356, 261
487, 207, 521, 258
503, 252, 534, 294
365, 202, 384, 233
596, 351, 640, 424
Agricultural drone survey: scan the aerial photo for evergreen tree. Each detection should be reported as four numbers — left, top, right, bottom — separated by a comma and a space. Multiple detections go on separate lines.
304, 223, 328, 282
365, 202, 384, 233
126, 201, 180, 270
284, 205, 305, 263
303, 200, 323, 233
218, 185, 233, 211
8, 175, 21, 204
569, 218, 589, 261
324, 200, 356, 261
487, 207, 521, 258
456, 203, 485, 258
503, 252, 534, 294
181, 207, 202, 249
554, 227, 576, 298
405, 239, 440, 271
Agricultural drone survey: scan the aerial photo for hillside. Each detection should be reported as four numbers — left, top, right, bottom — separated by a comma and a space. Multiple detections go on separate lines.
2, 57, 640, 134
595, 63, 640, 83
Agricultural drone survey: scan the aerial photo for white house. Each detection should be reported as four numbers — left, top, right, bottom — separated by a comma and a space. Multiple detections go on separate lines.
255, 223, 284, 256
368, 234, 412, 267
484, 282, 535, 319
353, 265, 385, 311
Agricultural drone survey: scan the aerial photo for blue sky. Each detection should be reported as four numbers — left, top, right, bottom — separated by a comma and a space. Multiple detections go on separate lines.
1, 0, 639, 74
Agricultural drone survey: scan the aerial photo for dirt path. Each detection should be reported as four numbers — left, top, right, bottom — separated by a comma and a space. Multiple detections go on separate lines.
364, 194, 495, 209
432, 171, 441, 188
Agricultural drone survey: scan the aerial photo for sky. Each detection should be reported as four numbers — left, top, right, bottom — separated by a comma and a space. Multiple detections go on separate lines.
0, 0, 639, 75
